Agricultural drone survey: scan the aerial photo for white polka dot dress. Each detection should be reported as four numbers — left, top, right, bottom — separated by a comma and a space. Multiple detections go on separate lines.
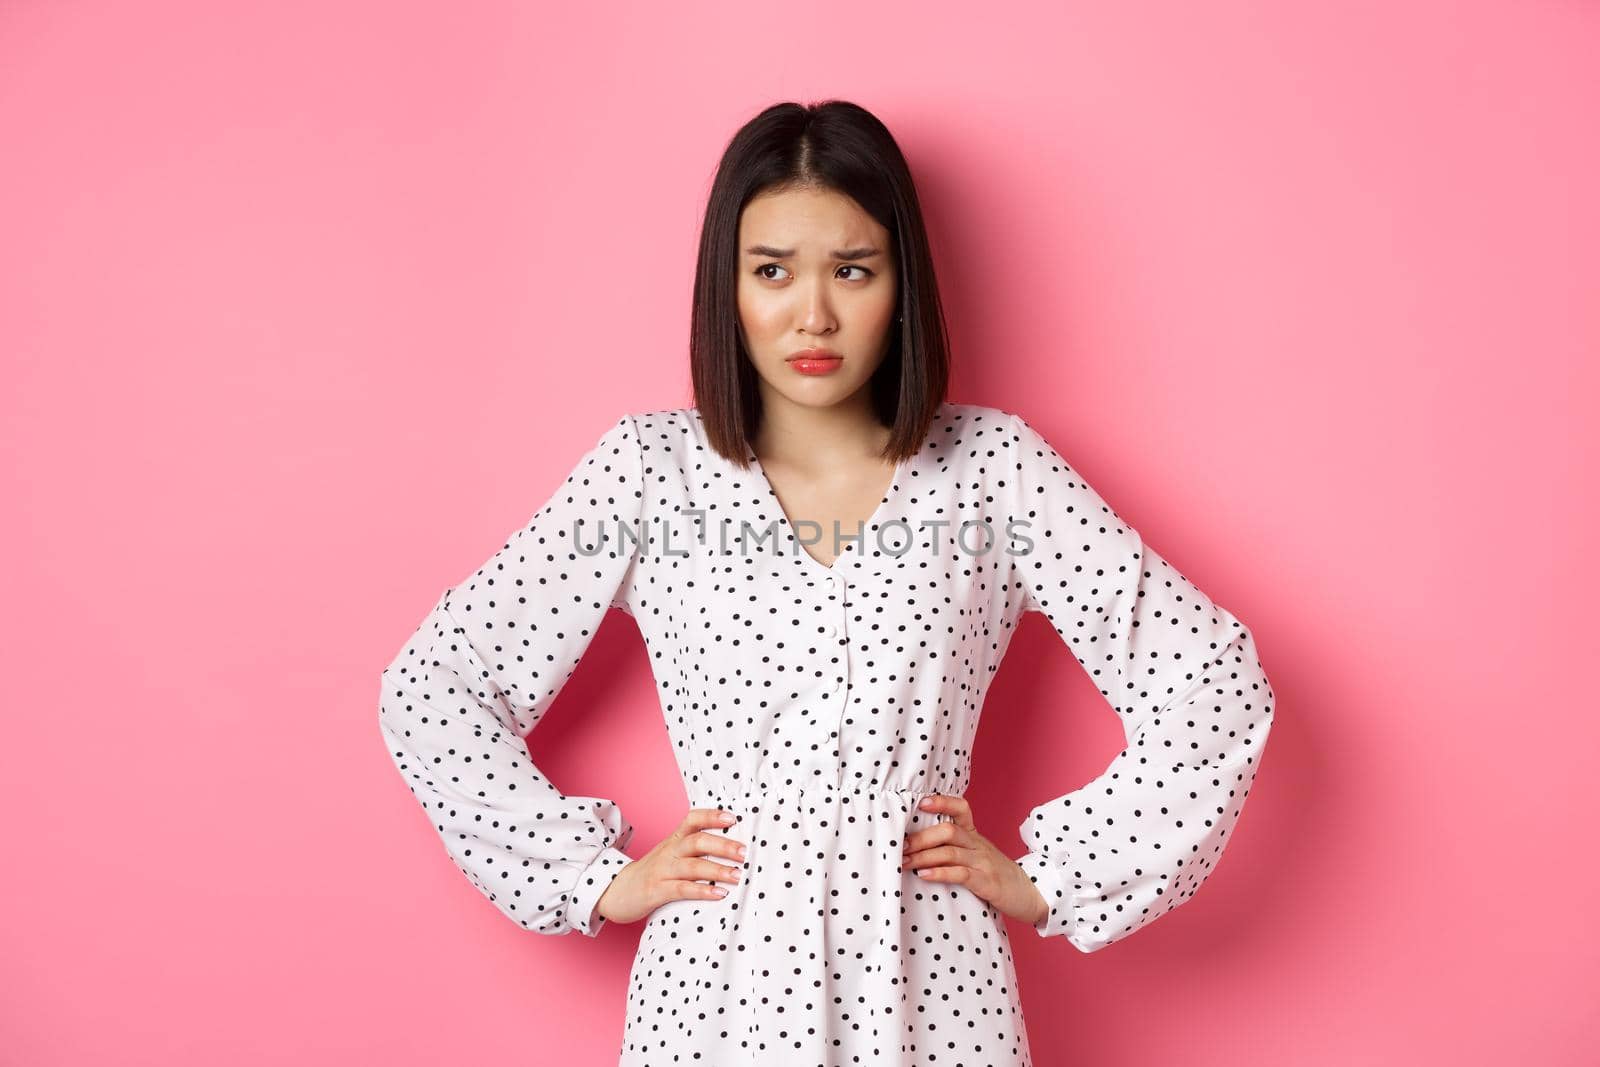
378, 401, 1275, 1065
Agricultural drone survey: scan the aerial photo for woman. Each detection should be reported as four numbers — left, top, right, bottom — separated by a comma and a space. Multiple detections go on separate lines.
378, 100, 1275, 1066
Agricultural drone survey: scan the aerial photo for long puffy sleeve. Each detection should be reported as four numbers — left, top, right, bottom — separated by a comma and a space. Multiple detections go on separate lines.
377, 413, 647, 938
1005, 413, 1275, 954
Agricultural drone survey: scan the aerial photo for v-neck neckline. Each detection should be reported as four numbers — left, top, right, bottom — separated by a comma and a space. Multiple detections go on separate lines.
744, 423, 923, 578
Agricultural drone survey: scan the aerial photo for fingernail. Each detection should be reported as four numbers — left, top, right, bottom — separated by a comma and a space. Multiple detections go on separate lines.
712, 885, 728, 896
720, 812, 735, 822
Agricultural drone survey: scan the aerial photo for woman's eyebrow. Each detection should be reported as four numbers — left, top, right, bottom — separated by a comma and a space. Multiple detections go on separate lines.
743, 244, 884, 260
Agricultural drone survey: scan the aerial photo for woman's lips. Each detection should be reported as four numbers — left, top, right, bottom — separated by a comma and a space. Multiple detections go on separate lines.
787, 356, 844, 375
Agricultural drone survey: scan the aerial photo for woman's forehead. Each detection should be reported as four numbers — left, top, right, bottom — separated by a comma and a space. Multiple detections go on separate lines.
739, 188, 887, 251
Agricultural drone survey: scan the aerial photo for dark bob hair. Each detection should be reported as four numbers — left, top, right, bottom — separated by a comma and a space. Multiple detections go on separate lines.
690, 99, 951, 469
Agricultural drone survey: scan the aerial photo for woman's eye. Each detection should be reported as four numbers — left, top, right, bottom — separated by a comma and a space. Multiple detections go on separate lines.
754, 264, 874, 281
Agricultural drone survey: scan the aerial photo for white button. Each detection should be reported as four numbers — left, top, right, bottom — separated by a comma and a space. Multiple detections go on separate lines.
832, 677, 844, 693
823, 624, 837, 638
826, 574, 840, 588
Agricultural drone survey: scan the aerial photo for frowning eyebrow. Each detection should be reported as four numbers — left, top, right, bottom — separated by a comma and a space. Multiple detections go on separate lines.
743, 244, 884, 260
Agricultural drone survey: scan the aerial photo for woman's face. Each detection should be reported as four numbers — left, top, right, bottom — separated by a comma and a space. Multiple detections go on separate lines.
736, 185, 899, 412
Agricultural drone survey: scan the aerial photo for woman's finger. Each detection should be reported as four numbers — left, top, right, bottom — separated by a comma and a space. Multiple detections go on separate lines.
911, 865, 971, 885
682, 829, 746, 862
668, 878, 732, 900
903, 821, 971, 856
677, 856, 742, 884
917, 793, 975, 829
903, 843, 971, 871
680, 807, 738, 834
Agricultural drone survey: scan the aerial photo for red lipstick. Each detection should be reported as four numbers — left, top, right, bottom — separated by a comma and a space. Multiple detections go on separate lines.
786, 347, 844, 375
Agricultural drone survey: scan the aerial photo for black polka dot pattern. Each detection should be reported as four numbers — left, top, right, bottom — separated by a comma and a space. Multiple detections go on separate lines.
378, 402, 1275, 1065
1004, 413, 1274, 955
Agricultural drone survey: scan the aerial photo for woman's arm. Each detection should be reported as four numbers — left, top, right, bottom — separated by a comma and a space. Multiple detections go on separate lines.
1006, 412, 1276, 953
376, 414, 646, 937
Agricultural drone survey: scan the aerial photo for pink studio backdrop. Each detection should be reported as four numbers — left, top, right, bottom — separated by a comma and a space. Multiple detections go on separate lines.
3, 2, 1596, 1064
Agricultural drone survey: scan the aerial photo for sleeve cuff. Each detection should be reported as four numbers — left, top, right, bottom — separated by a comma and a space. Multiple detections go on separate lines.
567, 845, 633, 938
1015, 849, 1075, 942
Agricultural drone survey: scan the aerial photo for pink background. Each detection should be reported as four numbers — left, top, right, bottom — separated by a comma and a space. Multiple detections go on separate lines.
3, 1, 1596, 1063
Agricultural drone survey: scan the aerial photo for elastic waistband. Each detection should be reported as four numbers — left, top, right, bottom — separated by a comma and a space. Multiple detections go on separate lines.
687, 779, 966, 809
